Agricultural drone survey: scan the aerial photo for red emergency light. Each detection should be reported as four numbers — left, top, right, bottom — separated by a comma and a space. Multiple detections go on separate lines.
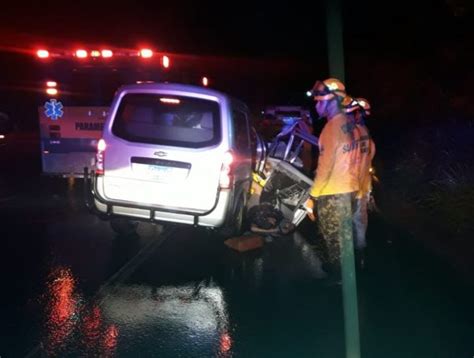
140, 48, 153, 58
90, 50, 101, 57
202, 77, 209, 87
75, 49, 88, 58
46, 88, 58, 96
162, 55, 170, 68
37, 49, 50, 58
101, 49, 113, 58
46, 81, 57, 87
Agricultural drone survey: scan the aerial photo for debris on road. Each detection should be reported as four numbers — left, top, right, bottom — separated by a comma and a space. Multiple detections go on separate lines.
224, 233, 264, 252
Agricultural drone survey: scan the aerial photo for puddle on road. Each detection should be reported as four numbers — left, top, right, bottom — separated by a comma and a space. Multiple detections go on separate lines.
37, 270, 233, 357
80, 229, 337, 357
39, 266, 119, 357
99, 283, 233, 357
29, 229, 331, 357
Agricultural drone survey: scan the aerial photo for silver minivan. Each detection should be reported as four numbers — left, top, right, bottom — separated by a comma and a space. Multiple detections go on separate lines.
88, 83, 265, 236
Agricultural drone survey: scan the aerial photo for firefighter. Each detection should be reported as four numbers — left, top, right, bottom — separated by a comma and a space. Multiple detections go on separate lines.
305, 78, 362, 272
343, 97, 376, 267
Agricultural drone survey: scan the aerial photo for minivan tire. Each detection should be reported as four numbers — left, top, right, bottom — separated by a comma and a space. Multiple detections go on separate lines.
110, 218, 138, 236
218, 193, 247, 239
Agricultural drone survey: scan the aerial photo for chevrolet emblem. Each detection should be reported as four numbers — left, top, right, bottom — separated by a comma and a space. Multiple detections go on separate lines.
154, 151, 167, 157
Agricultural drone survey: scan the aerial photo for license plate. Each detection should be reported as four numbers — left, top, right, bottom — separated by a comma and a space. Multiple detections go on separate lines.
132, 163, 188, 182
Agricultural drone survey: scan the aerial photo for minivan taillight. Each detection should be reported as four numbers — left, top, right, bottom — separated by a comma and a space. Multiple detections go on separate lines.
95, 139, 106, 175
219, 151, 234, 189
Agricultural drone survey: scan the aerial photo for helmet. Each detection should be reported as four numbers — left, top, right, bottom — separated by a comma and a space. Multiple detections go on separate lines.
342, 96, 371, 116
342, 96, 359, 114
309, 78, 346, 100
355, 97, 371, 116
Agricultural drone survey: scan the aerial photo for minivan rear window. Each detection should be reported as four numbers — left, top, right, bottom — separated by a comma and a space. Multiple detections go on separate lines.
112, 93, 221, 148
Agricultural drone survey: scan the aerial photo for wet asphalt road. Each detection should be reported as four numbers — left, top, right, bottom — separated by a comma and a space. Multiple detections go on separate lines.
1, 150, 474, 357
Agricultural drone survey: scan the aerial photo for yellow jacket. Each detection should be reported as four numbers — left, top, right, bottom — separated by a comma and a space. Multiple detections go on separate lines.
310, 113, 368, 198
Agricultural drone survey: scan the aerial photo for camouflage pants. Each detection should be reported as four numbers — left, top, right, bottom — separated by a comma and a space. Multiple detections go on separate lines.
316, 192, 358, 266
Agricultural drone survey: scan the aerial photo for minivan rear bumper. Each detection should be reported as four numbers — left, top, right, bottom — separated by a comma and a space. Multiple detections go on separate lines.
84, 168, 229, 227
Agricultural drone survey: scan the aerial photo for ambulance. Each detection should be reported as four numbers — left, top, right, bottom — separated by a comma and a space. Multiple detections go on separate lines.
35, 46, 173, 177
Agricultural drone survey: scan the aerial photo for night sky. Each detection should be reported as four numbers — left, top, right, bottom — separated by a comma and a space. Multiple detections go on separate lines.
2, 1, 470, 54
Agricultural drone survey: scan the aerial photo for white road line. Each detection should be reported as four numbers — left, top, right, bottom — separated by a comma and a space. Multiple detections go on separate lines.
95, 226, 176, 304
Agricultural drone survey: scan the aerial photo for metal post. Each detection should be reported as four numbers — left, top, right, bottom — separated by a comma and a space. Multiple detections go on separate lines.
341, 215, 361, 358
326, 0, 361, 357
326, 0, 346, 82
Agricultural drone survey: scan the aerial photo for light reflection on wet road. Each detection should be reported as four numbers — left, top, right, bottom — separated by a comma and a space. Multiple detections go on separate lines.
39, 265, 119, 357
1, 176, 474, 357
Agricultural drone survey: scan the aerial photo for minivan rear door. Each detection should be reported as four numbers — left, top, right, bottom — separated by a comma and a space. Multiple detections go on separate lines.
101, 92, 225, 212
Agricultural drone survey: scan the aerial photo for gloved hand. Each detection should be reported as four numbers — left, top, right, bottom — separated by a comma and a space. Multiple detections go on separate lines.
304, 197, 317, 222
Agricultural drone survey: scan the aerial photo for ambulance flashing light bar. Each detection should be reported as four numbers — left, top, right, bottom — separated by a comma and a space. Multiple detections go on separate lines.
36, 47, 170, 67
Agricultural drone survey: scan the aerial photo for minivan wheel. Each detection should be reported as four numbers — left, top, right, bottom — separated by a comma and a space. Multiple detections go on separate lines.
110, 218, 138, 236
219, 194, 247, 239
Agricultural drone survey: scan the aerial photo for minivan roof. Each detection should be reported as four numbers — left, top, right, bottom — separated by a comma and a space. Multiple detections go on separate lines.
116, 82, 248, 111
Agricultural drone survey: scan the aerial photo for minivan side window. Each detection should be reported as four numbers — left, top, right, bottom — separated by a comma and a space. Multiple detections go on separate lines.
232, 110, 250, 154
